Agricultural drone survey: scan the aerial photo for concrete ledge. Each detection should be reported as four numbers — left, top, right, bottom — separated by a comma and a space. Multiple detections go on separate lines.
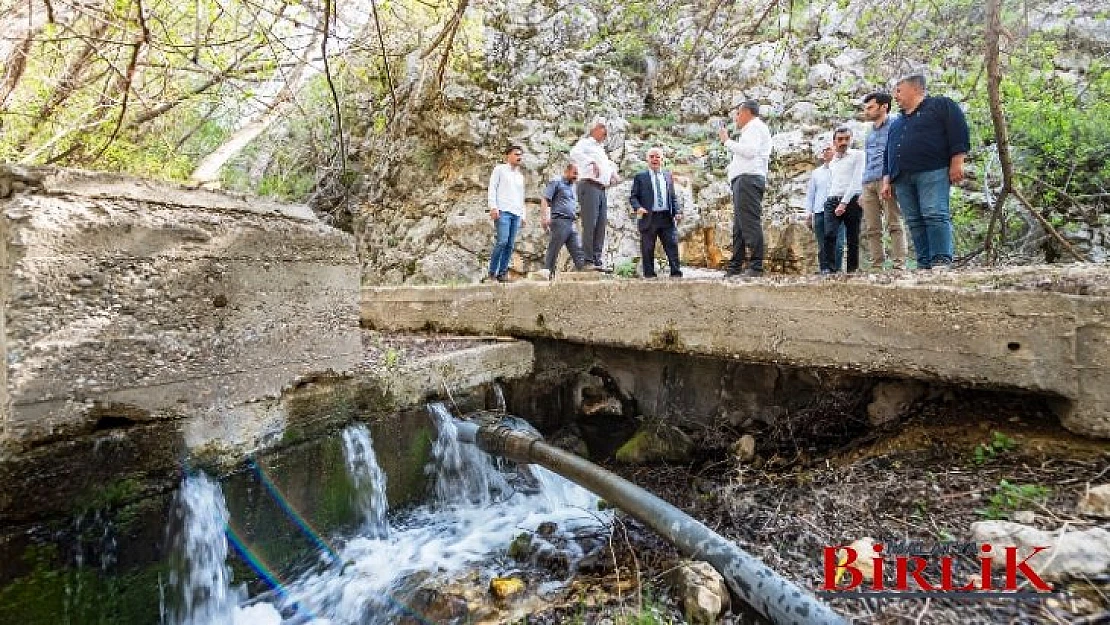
183, 340, 534, 457
361, 275, 1110, 438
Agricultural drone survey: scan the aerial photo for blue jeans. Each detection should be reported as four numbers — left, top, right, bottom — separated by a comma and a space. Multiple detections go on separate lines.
488, 212, 521, 277
813, 212, 845, 272
893, 168, 953, 269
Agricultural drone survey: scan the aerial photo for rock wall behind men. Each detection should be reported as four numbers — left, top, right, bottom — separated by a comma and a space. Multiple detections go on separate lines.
347, 0, 1110, 283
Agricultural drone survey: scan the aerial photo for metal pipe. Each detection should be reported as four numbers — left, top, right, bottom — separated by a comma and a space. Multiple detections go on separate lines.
471, 423, 845, 625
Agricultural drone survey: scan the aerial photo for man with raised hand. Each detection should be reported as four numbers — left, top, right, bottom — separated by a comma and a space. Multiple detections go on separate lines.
569, 116, 621, 272
718, 100, 772, 278
882, 74, 971, 271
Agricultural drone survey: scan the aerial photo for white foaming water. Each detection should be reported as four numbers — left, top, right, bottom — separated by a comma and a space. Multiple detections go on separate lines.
166, 472, 283, 625
341, 424, 389, 539
251, 403, 604, 624
492, 383, 507, 412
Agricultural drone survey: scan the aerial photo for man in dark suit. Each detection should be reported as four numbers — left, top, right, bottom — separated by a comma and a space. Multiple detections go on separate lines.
630, 147, 683, 278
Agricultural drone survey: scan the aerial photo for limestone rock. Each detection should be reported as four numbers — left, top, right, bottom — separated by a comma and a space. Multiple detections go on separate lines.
1078, 484, 1110, 518
615, 425, 694, 464
731, 434, 756, 463
971, 521, 1110, 581
665, 560, 730, 625
867, 381, 927, 426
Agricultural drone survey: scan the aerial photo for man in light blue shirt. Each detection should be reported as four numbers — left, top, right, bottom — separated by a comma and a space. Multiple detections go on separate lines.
860, 92, 907, 270
805, 146, 845, 273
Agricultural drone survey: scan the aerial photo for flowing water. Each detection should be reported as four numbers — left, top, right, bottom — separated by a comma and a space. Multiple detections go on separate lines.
341, 424, 389, 539
169, 406, 605, 625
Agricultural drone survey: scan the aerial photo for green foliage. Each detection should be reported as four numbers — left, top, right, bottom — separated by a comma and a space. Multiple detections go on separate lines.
972, 430, 1017, 465
977, 480, 1050, 519
627, 114, 677, 133
614, 259, 638, 278
383, 347, 403, 369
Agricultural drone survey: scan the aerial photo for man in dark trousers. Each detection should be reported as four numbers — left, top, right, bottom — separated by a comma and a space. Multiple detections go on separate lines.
629, 147, 682, 278
541, 162, 586, 276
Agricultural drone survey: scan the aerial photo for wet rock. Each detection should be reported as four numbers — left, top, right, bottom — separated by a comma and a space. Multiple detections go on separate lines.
615, 425, 693, 464
731, 434, 756, 463
665, 560, 730, 625
508, 532, 533, 560
489, 577, 526, 602
404, 587, 469, 624
548, 425, 590, 457
971, 521, 1110, 581
535, 547, 572, 577
1078, 484, 1110, 518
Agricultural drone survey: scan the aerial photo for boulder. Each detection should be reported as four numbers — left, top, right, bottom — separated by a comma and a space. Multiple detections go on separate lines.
1078, 484, 1110, 518
971, 521, 1110, 581
665, 560, 730, 625
615, 425, 694, 464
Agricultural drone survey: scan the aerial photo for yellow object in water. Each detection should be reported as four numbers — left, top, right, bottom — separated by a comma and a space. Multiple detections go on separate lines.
489, 577, 526, 601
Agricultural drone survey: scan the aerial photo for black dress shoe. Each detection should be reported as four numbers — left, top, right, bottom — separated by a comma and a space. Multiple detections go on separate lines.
742, 268, 763, 277
670, 271, 683, 278
643, 273, 658, 279
496, 273, 511, 283
724, 268, 742, 277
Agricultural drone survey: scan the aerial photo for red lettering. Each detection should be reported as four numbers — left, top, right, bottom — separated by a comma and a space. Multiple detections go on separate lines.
895, 556, 936, 591
872, 543, 885, 590
979, 544, 994, 590
1005, 546, 1053, 591
823, 546, 862, 590
939, 556, 978, 591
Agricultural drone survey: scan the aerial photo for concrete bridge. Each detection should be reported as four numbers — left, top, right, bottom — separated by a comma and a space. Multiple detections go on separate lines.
362, 267, 1110, 439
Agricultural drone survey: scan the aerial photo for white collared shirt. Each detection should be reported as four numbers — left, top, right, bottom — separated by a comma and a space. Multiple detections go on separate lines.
724, 117, 772, 181
827, 148, 864, 201
569, 136, 617, 185
487, 163, 525, 215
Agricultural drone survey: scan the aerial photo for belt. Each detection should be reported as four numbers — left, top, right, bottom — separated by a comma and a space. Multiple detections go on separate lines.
552, 214, 575, 220
579, 179, 606, 188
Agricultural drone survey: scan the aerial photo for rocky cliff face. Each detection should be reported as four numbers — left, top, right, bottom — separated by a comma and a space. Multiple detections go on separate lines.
350, 0, 1109, 284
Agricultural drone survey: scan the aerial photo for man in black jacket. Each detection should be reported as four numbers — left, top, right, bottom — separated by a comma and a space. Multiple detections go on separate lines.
630, 147, 682, 278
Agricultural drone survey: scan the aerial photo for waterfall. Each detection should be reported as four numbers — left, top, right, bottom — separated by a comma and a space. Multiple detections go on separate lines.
492, 382, 507, 412
164, 472, 281, 625
427, 401, 511, 508
165, 472, 243, 625
341, 423, 389, 539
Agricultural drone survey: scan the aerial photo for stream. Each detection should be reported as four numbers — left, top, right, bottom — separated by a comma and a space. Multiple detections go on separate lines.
163, 403, 606, 624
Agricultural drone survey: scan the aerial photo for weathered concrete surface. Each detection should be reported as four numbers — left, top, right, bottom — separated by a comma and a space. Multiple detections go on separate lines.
1, 166, 360, 450
362, 267, 1110, 438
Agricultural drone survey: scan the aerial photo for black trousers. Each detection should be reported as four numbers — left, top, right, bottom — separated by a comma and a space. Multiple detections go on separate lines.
639, 211, 681, 277
822, 196, 863, 272
728, 174, 766, 272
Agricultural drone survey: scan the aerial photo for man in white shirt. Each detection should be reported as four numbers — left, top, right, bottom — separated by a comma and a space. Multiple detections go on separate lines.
717, 100, 772, 277
822, 127, 866, 273
485, 145, 526, 283
805, 145, 845, 273
569, 117, 621, 271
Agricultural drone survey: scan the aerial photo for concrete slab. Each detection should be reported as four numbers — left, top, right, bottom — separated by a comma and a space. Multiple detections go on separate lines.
362, 266, 1110, 438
